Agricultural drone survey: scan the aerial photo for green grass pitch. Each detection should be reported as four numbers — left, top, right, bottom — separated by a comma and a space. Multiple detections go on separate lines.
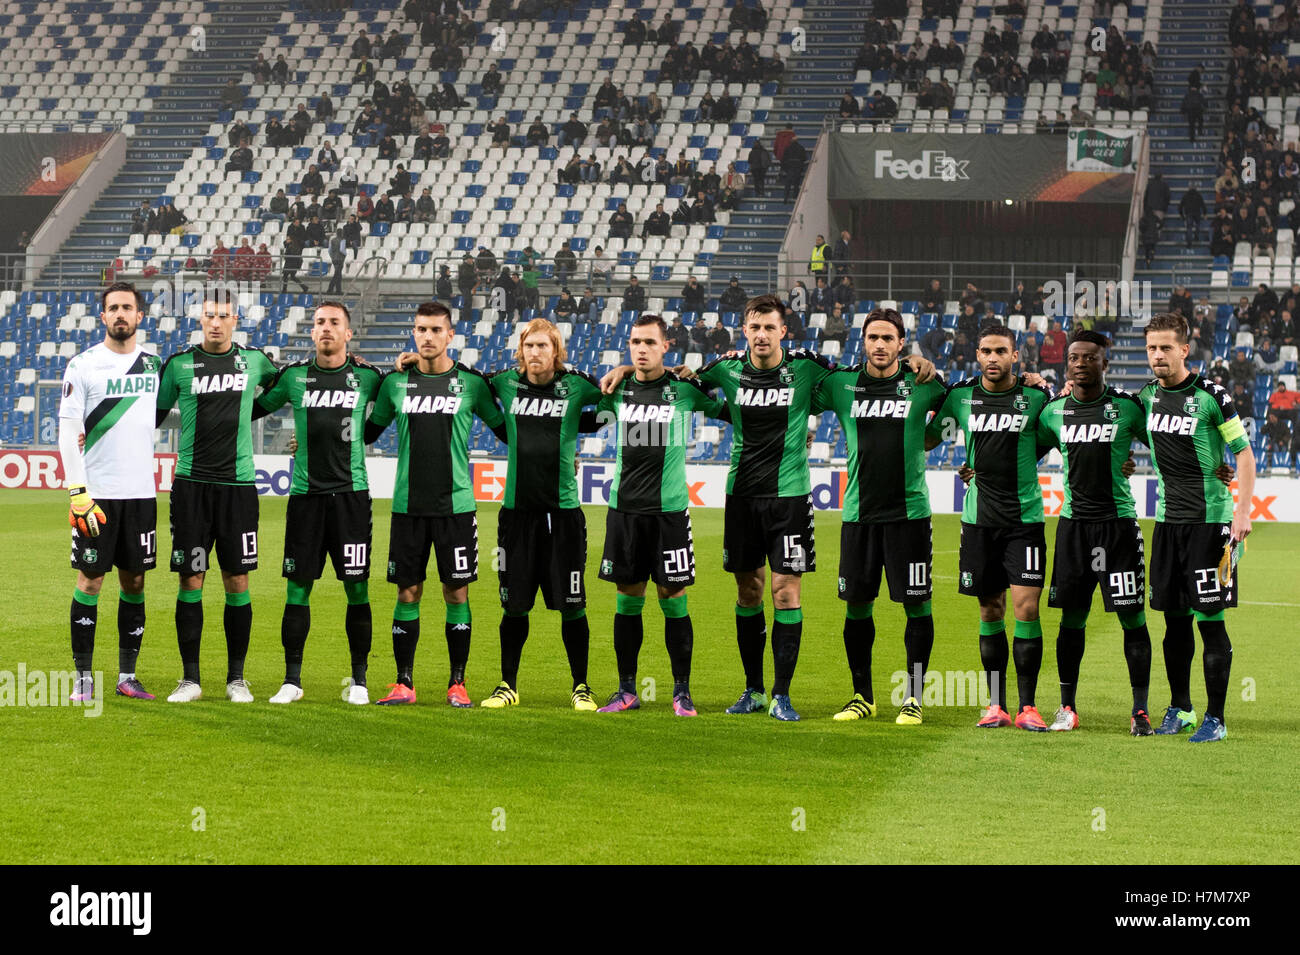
1, 489, 1297, 864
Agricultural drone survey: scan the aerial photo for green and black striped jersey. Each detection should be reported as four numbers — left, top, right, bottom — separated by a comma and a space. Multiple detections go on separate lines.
813, 365, 947, 522
157, 344, 278, 484
256, 357, 384, 495
927, 376, 1053, 526
1037, 386, 1148, 521
1137, 373, 1249, 524
596, 371, 724, 514
489, 366, 602, 510
368, 362, 505, 515
696, 347, 833, 497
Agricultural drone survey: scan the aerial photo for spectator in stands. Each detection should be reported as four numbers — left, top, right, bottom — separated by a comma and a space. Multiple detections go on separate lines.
1005, 280, 1030, 317
956, 303, 981, 341
1145, 171, 1171, 223
809, 235, 830, 281
1181, 83, 1206, 143
864, 89, 899, 121
388, 164, 412, 197
579, 153, 602, 183
1179, 185, 1206, 249
833, 275, 856, 315
411, 187, 435, 224
1274, 310, 1297, 349
681, 276, 707, 313
558, 113, 588, 148
319, 188, 341, 222
1138, 209, 1161, 267
546, 239, 574, 287
354, 192, 375, 223
313, 140, 338, 172
353, 55, 375, 88
783, 306, 805, 341
518, 265, 540, 311
835, 90, 861, 119
1229, 347, 1255, 387
230, 238, 254, 280
335, 160, 358, 197
609, 202, 634, 239
280, 236, 309, 293
291, 103, 313, 145
810, 276, 834, 313
823, 305, 848, 346
624, 16, 647, 47
300, 164, 325, 197
1269, 381, 1300, 424
951, 332, 977, 374
920, 326, 949, 364
489, 116, 512, 151
341, 213, 361, 252
220, 78, 244, 109
623, 276, 647, 313
1019, 324, 1040, 373
412, 125, 434, 160
316, 91, 335, 122
709, 319, 733, 353
780, 136, 807, 202
130, 199, 154, 240
476, 245, 499, 286
264, 116, 289, 148
523, 115, 549, 148
1264, 411, 1293, 455
1231, 381, 1254, 422
351, 29, 372, 59
225, 140, 253, 174
271, 54, 290, 86
833, 230, 852, 277
718, 185, 740, 211
576, 288, 601, 322
395, 192, 415, 223
690, 190, 716, 224
377, 134, 398, 160
642, 202, 671, 238
228, 118, 252, 148
1211, 220, 1235, 257
719, 277, 748, 312
1041, 319, 1067, 383
686, 316, 710, 353
252, 52, 272, 84
609, 156, 636, 185
428, 126, 450, 158
587, 245, 611, 290
1167, 284, 1194, 321
666, 316, 690, 353
456, 253, 478, 308
744, 140, 771, 198
493, 268, 518, 322
1252, 282, 1278, 317
921, 278, 944, 313
306, 214, 328, 246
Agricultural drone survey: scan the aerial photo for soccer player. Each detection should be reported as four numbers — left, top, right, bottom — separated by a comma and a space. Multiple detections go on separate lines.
59, 282, 161, 702
594, 313, 726, 716
927, 322, 1053, 731
1138, 312, 1256, 742
365, 302, 507, 707
1037, 329, 1156, 734
155, 289, 277, 703
480, 318, 603, 710
254, 301, 384, 704
812, 308, 948, 724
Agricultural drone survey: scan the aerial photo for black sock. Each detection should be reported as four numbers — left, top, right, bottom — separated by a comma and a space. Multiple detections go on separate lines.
979, 630, 1009, 709
175, 598, 203, 684
561, 615, 590, 687
1123, 625, 1151, 713
118, 599, 145, 675
1056, 627, 1086, 710
1198, 619, 1232, 721
842, 614, 875, 701
613, 612, 643, 694
224, 602, 252, 683
664, 614, 694, 693
771, 614, 802, 697
735, 607, 766, 693
499, 614, 529, 688
392, 614, 420, 688
1013, 637, 1042, 711
903, 614, 935, 701
346, 603, 371, 687
282, 604, 310, 686
71, 598, 97, 673
446, 617, 471, 686
1163, 612, 1195, 710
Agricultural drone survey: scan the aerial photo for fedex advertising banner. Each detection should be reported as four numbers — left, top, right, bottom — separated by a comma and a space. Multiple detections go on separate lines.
1, 450, 1291, 522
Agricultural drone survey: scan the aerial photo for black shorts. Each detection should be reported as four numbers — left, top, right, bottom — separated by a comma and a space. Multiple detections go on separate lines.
958, 522, 1047, 597
497, 507, 586, 614
70, 498, 157, 575
723, 494, 816, 575
599, 509, 695, 588
282, 490, 372, 583
1150, 521, 1238, 614
387, 511, 478, 588
839, 518, 933, 604
1049, 517, 1145, 613
168, 478, 259, 575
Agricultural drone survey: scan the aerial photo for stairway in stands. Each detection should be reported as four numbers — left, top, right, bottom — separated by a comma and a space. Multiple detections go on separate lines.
1113, 0, 1229, 388
717, 0, 864, 296
34, 1, 278, 294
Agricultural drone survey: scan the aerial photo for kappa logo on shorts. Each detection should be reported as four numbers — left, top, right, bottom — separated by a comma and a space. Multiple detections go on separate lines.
600, 559, 613, 575
283, 558, 296, 574
961, 570, 973, 587
83, 548, 98, 564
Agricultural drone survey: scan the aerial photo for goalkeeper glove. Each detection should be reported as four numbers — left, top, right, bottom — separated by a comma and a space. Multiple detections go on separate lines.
69, 486, 106, 538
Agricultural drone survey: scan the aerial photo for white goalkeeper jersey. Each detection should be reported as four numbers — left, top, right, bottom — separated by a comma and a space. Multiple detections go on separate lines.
59, 342, 161, 500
